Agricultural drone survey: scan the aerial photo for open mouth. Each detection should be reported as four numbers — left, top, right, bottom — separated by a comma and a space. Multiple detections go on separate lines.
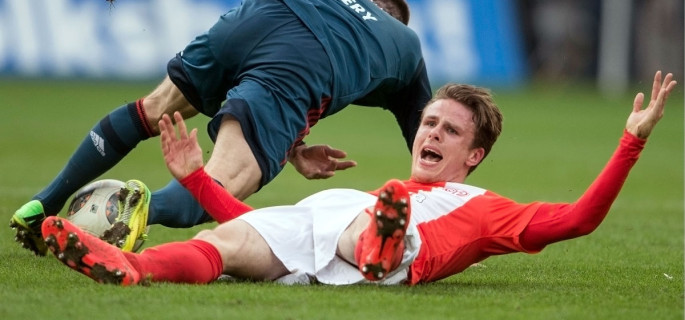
421, 147, 442, 162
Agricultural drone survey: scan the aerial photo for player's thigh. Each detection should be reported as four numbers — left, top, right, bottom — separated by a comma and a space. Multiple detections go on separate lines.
336, 211, 371, 265
141, 76, 199, 134
194, 220, 288, 281
205, 115, 262, 200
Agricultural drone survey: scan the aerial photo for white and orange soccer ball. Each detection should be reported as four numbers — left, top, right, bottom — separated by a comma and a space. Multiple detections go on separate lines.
65, 179, 147, 251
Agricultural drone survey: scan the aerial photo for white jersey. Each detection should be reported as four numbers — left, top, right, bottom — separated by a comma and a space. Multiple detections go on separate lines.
237, 180, 488, 285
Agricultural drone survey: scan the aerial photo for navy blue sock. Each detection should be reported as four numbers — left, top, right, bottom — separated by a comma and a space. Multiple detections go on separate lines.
34, 102, 151, 214
148, 179, 212, 228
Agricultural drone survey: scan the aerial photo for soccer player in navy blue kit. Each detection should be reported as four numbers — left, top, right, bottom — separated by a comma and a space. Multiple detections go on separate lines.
11, 0, 432, 255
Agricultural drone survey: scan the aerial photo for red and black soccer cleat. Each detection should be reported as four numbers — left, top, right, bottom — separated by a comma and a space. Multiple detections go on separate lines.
355, 179, 411, 281
41, 216, 141, 286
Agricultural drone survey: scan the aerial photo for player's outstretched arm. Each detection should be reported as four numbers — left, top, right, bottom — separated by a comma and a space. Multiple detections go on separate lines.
626, 71, 677, 139
520, 71, 678, 251
159, 111, 205, 180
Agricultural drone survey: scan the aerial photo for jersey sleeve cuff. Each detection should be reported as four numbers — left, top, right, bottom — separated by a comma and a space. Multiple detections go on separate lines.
179, 167, 207, 187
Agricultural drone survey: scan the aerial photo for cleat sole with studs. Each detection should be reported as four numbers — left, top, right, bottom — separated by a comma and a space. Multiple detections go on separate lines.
358, 179, 411, 281
41, 216, 141, 286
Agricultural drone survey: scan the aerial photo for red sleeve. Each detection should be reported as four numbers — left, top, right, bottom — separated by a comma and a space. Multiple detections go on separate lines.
520, 130, 645, 251
178, 168, 253, 224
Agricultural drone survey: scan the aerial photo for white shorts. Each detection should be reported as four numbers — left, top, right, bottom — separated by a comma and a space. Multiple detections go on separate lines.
237, 188, 421, 285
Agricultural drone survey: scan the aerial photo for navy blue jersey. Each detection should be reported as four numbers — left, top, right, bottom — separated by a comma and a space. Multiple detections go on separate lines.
168, 0, 431, 186
283, 0, 432, 147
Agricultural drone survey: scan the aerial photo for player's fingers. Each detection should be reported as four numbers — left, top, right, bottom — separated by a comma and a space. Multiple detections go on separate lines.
650, 70, 662, 101
159, 116, 170, 147
159, 113, 168, 131
662, 76, 677, 101
667, 78, 677, 92
665, 81, 677, 103
632, 92, 644, 113
662, 72, 674, 89
656, 78, 677, 107
159, 124, 168, 154
653, 84, 674, 119
158, 118, 166, 138
189, 128, 199, 145
335, 160, 357, 171
162, 113, 177, 139
171, 111, 187, 139
326, 148, 348, 159
160, 134, 171, 159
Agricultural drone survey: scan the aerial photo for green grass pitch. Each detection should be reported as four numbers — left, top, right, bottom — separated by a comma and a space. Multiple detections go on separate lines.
0, 79, 682, 319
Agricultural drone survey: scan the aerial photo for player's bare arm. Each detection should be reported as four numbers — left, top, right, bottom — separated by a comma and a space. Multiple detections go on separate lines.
626, 71, 677, 139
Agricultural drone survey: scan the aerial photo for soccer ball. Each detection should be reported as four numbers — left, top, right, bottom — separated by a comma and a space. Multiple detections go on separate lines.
66, 179, 147, 252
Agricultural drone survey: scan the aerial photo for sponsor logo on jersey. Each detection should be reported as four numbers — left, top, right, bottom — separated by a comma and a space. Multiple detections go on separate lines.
443, 187, 470, 197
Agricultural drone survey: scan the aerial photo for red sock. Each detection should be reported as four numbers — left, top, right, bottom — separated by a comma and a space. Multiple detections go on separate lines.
123, 239, 223, 283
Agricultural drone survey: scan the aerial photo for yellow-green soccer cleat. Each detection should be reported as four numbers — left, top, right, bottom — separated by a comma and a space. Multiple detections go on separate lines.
100, 180, 150, 252
9, 200, 48, 256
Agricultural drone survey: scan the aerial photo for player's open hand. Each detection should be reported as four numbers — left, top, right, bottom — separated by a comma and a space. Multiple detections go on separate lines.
289, 144, 357, 179
159, 111, 205, 180
626, 71, 677, 139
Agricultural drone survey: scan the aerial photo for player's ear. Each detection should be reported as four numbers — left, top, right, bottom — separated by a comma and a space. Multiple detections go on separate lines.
465, 147, 485, 167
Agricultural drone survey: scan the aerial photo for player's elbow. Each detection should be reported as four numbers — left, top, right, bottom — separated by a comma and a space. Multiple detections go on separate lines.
568, 221, 601, 238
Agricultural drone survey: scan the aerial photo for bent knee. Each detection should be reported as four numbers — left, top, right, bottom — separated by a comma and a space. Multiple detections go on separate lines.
191, 222, 248, 253
141, 77, 199, 134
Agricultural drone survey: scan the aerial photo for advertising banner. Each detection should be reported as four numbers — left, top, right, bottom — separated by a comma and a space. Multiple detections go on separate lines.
0, 0, 526, 85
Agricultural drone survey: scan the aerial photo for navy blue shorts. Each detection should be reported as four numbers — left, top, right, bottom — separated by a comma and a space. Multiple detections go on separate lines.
168, 0, 332, 188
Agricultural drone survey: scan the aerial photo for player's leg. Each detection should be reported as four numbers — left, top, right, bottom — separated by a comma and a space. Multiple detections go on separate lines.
336, 179, 411, 281
128, 215, 289, 283
336, 212, 371, 265
205, 115, 262, 200
42, 215, 286, 285
103, 78, 202, 247
147, 180, 213, 227
42, 215, 225, 285
193, 220, 289, 281
10, 77, 195, 256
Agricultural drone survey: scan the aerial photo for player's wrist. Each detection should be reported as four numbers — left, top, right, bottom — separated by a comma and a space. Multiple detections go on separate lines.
179, 166, 207, 184
288, 141, 307, 161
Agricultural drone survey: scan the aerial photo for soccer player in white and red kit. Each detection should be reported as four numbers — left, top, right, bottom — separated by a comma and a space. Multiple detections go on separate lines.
41, 72, 677, 286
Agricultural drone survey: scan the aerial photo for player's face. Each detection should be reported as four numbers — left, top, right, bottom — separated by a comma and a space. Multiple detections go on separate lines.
410, 99, 484, 183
